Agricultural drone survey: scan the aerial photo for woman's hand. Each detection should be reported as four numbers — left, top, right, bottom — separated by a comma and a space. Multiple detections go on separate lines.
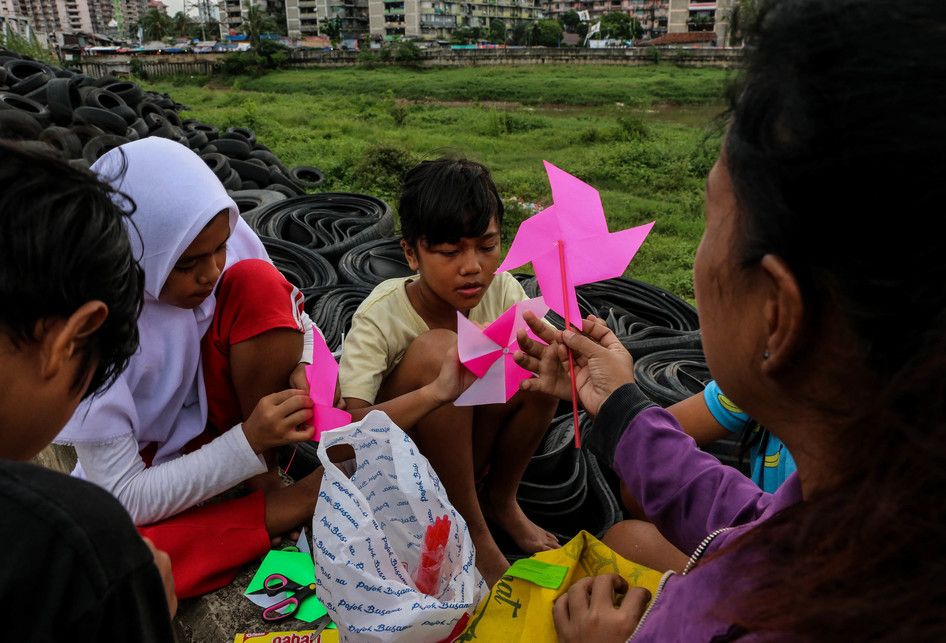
553, 574, 648, 643
430, 344, 476, 404
516, 313, 635, 417
142, 537, 178, 619
243, 389, 314, 452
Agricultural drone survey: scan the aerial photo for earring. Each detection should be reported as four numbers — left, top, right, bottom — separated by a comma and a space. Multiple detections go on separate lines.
763, 350, 770, 360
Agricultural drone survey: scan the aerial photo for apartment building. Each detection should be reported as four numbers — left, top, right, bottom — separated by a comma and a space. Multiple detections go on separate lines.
667, 0, 732, 43
286, 0, 368, 40
369, 0, 540, 41
0, 0, 120, 42
543, 0, 668, 37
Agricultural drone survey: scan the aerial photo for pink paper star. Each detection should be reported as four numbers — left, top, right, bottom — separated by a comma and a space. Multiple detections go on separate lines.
454, 297, 549, 406
496, 161, 654, 329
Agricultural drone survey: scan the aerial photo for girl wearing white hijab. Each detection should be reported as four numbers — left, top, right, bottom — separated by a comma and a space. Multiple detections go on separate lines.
56, 138, 324, 598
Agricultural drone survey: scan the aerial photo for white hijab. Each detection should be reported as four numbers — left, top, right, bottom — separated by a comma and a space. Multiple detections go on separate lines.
56, 137, 269, 466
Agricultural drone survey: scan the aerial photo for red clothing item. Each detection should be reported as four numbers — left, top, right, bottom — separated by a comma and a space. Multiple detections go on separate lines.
138, 259, 305, 599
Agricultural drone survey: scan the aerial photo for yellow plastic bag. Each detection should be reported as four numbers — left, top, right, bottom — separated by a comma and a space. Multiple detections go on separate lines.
456, 530, 663, 642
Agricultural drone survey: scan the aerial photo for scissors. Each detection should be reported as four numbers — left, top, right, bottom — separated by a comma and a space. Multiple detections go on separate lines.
251, 573, 319, 622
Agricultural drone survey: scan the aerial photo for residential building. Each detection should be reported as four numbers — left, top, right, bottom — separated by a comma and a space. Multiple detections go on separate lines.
0, 0, 117, 42
286, 0, 367, 40
667, 0, 732, 44
369, 0, 541, 41
543, 0, 668, 38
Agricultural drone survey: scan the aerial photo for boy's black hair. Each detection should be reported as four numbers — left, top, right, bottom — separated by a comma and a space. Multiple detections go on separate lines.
398, 156, 504, 246
0, 141, 143, 398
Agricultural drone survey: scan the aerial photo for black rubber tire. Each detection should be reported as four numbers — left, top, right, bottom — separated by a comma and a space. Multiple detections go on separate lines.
124, 126, 140, 141
73, 106, 128, 135
268, 183, 301, 198
70, 74, 98, 89
201, 152, 231, 180
338, 238, 413, 287
136, 100, 164, 120
228, 188, 287, 226
39, 125, 83, 158
185, 129, 208, 149
250, 149, 290, 174
4, 60, 51, 95
0, 91, 50, 126
111, 104, 138, 124
162, 108, 182, 127
71, 123, 106, 144
262, 237, 339, 291
289, 165, 326, 188
54, 68, 76, 79
68, 158, 91, 171
303, 284, 372, 351
185, 121, 219, 140
225, 126, 256, 145
24, 84, 46, 104
241, 180, 259, 190
0, 67, 8, 87
128, 118, 148, 138
212, 137, 252, 160
45, 77, 81, 126
82, 134, 130, 164
229, 157, 273, 185
100, 80, 143, 106
218, 130, 250, 144
82, 87, 127, 111
222, 168, 242, 190
0, 109, 43, 140
266, 167, 305, 195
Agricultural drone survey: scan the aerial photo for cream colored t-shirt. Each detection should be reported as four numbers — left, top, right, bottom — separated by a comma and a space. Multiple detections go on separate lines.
339, 272, 528, 403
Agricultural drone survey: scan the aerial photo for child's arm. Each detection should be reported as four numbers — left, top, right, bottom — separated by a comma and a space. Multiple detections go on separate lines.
668, 391, 731, 447
75, 389, 312, 525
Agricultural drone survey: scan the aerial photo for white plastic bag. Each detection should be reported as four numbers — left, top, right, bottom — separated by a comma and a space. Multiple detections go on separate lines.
313, 410, 486, 642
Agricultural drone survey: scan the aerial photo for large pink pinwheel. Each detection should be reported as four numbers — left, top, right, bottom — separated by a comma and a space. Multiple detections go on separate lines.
454, 297, 549, 406
496, 161, 655, 447
497, 161, 654, 329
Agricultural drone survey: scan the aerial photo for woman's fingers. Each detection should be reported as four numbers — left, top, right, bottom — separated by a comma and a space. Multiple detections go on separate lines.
523, 310, 562, 344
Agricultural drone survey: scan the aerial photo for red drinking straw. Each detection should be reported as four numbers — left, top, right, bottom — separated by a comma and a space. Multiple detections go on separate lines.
414, 515, 451, 595
558, 241, 582, 449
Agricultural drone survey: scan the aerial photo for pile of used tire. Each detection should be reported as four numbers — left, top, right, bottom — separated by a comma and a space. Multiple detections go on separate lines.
2, 48, 736, 553
0, 49, 325, 194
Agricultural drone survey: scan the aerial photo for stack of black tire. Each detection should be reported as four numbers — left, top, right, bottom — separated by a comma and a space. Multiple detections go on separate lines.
0, 49, 325, 195
2, 48, 735, 554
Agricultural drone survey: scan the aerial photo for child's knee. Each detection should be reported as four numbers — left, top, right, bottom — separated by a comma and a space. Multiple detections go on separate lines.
405, 329, 458, 370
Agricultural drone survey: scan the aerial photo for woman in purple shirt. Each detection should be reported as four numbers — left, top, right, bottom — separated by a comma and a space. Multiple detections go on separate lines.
515, 0, 946, 640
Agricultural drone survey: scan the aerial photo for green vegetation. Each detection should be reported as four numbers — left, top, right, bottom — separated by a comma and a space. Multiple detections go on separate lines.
148, 65, 729, 299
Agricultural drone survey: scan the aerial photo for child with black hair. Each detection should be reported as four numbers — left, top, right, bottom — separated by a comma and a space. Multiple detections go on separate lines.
0, 141, 175, 639
339, 156, 559, 584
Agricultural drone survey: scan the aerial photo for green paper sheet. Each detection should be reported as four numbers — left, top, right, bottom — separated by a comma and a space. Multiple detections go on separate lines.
504, 558, 569, 589
246, 550, 328, 623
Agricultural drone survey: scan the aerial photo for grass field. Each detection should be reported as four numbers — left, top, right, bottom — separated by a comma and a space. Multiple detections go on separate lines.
148, 64, 732, 299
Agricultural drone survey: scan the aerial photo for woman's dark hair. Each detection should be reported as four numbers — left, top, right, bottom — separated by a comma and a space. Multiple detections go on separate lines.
398, 156, 504, 246
723, 0, 946, 638
0, 141, 143, 398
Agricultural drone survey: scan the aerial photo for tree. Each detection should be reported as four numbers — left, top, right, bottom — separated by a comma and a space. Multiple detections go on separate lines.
170, 11, 194, 38
558, 9, 580, 32
488, 18, 507, 44
451, 26, 483, 44
530, 19, 563, 46
241, 2, 278, 47
510, 20, 530, 45
320, 16, 342, 43
136, 8, 173, 41
728, 0, 759, 45
599, 12, 642, 40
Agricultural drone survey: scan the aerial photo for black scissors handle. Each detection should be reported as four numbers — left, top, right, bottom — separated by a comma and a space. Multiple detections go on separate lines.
261, 581, 318, 622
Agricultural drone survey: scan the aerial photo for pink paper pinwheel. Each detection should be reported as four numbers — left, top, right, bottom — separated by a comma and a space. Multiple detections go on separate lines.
305, 334, 352, 441
496, 161, 654, 447
454, 297, 549, 406
496, 161, 654, 329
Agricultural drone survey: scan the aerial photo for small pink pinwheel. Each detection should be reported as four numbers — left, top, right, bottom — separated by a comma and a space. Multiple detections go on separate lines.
454, 297, 550, 406
496, 161, 654, 329
305, 333, 352, 441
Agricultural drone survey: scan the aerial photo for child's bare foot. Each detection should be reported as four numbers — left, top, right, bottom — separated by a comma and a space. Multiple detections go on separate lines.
484, 493, 559, 554
471, 527, 511, 587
